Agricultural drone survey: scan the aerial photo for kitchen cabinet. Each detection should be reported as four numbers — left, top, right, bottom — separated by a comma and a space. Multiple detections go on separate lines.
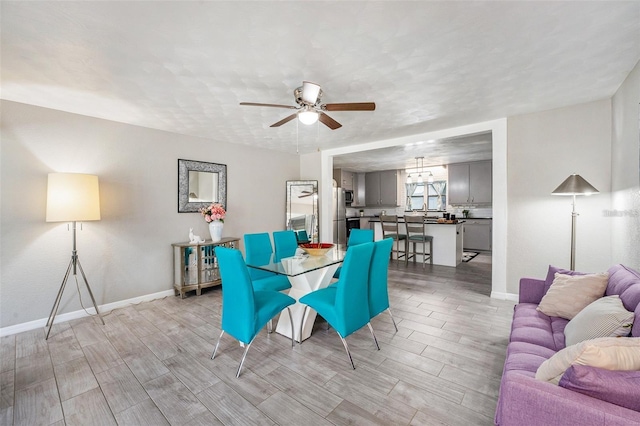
352, 172, 366, 206
333, 169, 354, 190
448, 161, 492, 205
365, 170, 398, 206
463, 219, 492, 251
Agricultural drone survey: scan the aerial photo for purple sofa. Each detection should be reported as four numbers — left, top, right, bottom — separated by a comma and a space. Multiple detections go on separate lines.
495, 264, 640, 426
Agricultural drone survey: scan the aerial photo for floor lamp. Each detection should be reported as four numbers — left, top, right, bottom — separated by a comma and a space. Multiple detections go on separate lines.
551, 174, 599, 271
45, 173, 105, 339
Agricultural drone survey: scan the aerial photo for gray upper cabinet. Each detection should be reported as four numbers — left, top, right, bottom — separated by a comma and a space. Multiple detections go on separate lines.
365, 170, 398, 206
333, 169, 354, 190
448, 161, 492, 205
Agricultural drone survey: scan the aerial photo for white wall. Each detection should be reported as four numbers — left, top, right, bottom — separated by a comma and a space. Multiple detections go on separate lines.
0, 100, 299, 329
611, 60, 640, 269
506, 99, 613, 293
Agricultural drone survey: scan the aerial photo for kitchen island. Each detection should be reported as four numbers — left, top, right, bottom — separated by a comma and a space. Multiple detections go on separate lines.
369, 217, 464, 267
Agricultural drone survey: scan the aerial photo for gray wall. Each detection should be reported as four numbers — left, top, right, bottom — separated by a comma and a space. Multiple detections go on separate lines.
1, 100, 299, 328
611, 60, 640, 268
506, 99, 613, 293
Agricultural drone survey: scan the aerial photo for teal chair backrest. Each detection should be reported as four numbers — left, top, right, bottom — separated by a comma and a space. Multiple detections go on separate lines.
215, 246, 257, 344
244, 233, 274, 280
295, 230, 310, 243
273, 230, 298, 262
368, 238, 394, 318
334, 242, 374, 337
347, 229, 374, 247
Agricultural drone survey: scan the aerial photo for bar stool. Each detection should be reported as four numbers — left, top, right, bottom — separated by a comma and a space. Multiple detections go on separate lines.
380, 215, 408, 264
404, 215, 433, 267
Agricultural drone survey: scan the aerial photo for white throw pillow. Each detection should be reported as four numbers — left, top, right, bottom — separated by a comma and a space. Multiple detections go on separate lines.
535, 337, 640, 384
564, 295, 634, 346
537, 272, 608, 320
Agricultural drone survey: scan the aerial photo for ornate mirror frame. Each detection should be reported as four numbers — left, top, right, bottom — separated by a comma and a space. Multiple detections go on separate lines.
178, 159, 227, 213
286, 180, 318, 242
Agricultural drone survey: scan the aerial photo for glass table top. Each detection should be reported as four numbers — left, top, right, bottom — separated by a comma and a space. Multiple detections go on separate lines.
246, 248, 345, 277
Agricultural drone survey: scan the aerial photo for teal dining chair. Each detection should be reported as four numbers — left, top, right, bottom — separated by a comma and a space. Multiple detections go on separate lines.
273, 230, 299, 262
368, 238, 398, 332
333, 228, 374, 279
295, 230, 310, 244
244, 233, 291, 293
211, 247, 296, 377
299, 242, 377, 369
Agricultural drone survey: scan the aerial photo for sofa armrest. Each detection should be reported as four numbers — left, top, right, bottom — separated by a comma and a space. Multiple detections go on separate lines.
518, 278, 545, 304
496, 373, 640, 426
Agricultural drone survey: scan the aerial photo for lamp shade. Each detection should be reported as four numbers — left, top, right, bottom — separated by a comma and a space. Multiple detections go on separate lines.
301, 81, 321, 105
551, 174, 599, 196
298, 110, 319, 125
46, 173, 101, 222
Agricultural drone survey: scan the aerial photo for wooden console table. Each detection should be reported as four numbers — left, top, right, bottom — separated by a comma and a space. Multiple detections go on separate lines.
171, 237, 240, 298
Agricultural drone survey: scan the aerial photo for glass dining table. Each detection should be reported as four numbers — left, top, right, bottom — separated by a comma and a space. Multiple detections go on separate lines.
246, 247, 345, 342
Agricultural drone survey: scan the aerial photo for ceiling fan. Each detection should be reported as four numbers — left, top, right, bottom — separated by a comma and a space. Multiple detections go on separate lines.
240, 81, 375, 130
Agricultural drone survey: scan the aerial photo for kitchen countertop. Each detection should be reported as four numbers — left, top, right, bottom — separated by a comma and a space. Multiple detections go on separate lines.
368, 217, 465, 225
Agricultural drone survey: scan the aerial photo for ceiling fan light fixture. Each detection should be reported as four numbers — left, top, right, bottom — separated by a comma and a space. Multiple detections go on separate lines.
298, 110, 319, 125
301, 81, 321, 105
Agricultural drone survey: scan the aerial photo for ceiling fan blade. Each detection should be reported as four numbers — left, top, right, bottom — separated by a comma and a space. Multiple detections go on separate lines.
323, 102, 376, 112
319, 112, 342, 130
240, 102, 297, 109
270, 113, 297, 127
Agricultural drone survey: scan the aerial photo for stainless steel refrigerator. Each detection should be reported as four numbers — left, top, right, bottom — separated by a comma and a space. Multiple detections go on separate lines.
332, 188, 346, 246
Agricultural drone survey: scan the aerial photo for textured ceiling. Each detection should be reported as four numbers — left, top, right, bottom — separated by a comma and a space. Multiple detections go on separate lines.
2, 1, 639, 170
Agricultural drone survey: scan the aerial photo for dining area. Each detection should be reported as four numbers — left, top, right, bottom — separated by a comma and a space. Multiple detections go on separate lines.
211, 228, 397, 377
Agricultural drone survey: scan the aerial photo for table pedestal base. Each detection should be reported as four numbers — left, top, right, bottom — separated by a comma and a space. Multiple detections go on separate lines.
275, 263, 339, 342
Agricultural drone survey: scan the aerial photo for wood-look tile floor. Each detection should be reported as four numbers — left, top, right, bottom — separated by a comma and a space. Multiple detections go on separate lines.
1, 253, 515, 426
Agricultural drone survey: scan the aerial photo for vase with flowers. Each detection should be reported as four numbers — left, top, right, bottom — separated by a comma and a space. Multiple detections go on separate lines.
200, 203, 226, 242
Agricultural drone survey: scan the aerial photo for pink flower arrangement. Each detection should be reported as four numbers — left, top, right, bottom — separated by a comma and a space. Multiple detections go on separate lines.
200, 203, 226, 223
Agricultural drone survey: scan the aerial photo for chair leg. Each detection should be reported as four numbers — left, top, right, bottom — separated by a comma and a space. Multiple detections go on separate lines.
286, 307, 295, 348
236, 336, 256, 378
387, 308, 399, 332
338, 333, 356, 369
429, 239, 433, 265
299, 305, 308, 344
211, 329, 225, 360
267, 319, 273, 333
367, 323, 380, 350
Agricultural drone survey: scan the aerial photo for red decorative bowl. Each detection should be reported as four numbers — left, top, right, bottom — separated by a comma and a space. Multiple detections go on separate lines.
299, 243, 334, 256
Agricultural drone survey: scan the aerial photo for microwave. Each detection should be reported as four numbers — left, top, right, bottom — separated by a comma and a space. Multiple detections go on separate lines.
344, 190, 354, 205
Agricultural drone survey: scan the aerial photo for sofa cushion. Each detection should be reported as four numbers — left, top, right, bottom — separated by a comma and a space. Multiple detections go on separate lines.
559, 365, 640, 412
607, 264, 640, 337
535, 337, 640, 384
510, 303, 568, 351
564, 295, 634, 346
537, 272, 608, 320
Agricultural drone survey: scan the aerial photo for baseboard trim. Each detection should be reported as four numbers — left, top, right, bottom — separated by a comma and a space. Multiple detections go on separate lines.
0, 289, 175, 337
491, 291, 519, 302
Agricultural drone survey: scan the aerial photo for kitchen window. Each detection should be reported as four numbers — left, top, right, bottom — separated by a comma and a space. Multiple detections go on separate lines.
408, 181, 447, 211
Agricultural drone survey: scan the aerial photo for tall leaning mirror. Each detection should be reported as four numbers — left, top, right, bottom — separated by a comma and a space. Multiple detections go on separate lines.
178, 159, 227, 213
286, 180, 318, 243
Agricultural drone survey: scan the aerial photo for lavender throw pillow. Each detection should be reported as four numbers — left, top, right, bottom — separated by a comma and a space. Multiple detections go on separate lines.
559, 365, 640, 412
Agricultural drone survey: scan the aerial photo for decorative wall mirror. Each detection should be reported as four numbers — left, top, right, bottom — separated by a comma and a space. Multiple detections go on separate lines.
178, 159, 227, 213
286, 180, 318, 242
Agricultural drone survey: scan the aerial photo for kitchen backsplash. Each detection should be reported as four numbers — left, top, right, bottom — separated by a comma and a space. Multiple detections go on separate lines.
346, 206, 493, 218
